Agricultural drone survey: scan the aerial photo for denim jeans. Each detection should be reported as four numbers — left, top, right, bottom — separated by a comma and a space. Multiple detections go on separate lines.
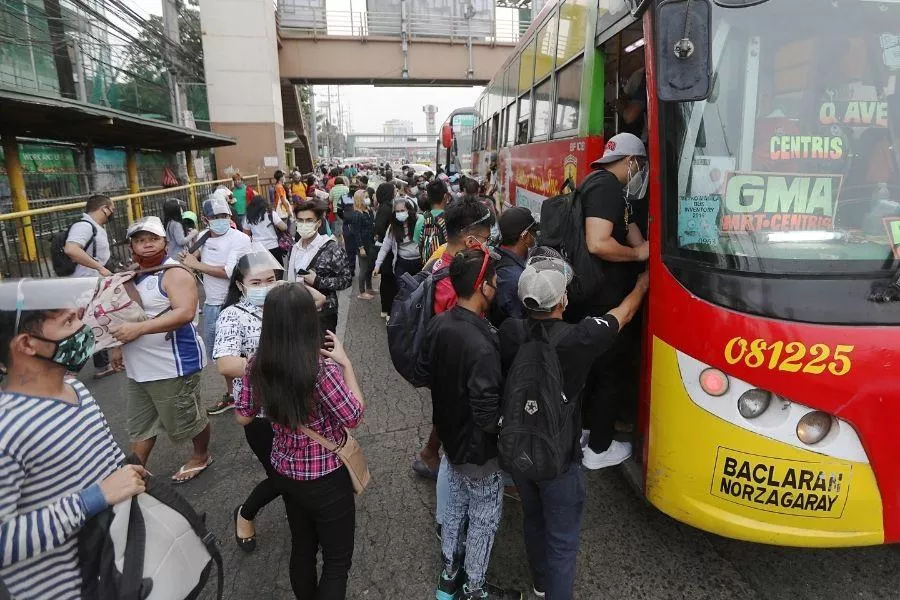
512, 462, 585, 599
441, 463, 504, 590
437, 455, 512, 527
202, 302, 221, 360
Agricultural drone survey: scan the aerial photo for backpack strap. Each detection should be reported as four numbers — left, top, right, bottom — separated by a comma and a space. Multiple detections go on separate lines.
119, 496, 147, 600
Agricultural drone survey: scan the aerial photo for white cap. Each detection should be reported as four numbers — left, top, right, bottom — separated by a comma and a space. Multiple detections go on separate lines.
517, 247, 574, 312
202, 194, 232, 217
590, 133, 646, 168
126, 215, 166, 239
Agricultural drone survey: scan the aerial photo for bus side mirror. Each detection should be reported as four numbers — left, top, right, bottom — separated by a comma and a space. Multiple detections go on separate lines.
655, 0, 712, 102
441, 124, 453, 149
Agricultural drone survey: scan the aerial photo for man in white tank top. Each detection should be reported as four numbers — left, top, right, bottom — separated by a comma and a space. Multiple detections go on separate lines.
110, 216, 213, 483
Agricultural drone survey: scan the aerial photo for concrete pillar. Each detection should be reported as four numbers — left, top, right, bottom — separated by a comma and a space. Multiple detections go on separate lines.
199, 0, 285, 178
185, 149, 199, 215
125, 148, 141, 222
1, 135, 37, 262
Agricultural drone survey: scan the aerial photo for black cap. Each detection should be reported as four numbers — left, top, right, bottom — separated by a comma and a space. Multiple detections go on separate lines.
499, 206, 538, 245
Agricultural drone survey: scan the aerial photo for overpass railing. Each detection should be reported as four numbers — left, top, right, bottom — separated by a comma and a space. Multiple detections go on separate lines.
278, 4, 528, 44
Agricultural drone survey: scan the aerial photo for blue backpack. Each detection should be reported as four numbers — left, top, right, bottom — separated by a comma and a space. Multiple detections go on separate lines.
387, 264, 449, 387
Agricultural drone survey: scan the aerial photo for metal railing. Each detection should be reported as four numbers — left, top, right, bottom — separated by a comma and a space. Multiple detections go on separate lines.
0, 175, 260, 279
278, 5, 528, 44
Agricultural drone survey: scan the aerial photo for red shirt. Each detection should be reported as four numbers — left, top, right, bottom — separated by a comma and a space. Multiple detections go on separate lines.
237, 358, 364, 480
432, 251, 457, 314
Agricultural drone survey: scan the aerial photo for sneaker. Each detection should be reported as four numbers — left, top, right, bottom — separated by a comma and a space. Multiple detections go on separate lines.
436, 567, 465, 600
582, 440, 632, 470
380, 311, 388, 318
207, 395, 235, 415
532, 586, 545, 598
462, 582, 523, 599
580, 429, 590, 448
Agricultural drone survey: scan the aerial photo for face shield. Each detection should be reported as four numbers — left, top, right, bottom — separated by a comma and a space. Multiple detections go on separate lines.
234, 242, 285, 280
0, 277, 98, 333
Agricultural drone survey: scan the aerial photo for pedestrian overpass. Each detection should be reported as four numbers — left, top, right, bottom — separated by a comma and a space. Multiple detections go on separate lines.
277, 3, 528, 85
199, 0, 533, 178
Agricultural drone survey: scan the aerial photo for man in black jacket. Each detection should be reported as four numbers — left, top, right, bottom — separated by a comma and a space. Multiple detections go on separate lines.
416, 248, 521, 600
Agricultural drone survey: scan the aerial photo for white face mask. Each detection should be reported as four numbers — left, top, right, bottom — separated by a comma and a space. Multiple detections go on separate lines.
395, 211, 409, 223
625, 159, 648, 199
297, 222, 318, 239
364, 198, 371, 206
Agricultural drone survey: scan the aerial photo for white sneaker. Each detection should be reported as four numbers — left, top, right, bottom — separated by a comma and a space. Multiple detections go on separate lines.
579, 429, 590, 448
380, 311, 388, 318
582, 440, 632, 470
533, 586, 546, 598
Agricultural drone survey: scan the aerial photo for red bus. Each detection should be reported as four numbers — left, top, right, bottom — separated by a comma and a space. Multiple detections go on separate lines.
436, 107, 476, 176
471, 0, 900, 546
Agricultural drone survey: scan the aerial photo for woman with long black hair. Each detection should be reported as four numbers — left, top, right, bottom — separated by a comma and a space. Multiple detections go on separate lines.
373, 197, 421, 281
235, 284, 364, 600
243, 194, 288, 264
163, 198, 196, 259
373, 182, 397, 318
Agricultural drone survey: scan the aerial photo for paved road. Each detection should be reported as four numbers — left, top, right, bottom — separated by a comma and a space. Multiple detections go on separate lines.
83, 289, 900, 599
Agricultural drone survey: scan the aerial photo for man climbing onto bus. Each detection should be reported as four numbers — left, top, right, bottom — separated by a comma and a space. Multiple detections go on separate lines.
575, 132, 650, 470
489, 206, 537, 327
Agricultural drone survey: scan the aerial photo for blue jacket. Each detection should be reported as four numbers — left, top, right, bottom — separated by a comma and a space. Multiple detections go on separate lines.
489, 246, 526, 327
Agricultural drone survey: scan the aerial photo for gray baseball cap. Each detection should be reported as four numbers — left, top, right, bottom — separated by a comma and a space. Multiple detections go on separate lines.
518, 247, 574, 312
590, 132, 646, 168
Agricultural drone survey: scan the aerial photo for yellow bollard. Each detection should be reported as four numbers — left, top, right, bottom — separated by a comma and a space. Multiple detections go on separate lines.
185, 149, 198, 215
1, 135, 37, 262
126, 148, 142, 220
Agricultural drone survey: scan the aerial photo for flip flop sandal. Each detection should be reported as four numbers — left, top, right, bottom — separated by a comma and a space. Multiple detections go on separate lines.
411, 457, 439, 480
93, 367, 117, 380
171, 456, 214, 484
233, 505, 257, 553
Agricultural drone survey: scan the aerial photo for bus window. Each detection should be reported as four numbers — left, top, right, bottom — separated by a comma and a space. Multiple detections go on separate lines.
600, 22, 646, 139
554, 55, 583, 134
533, 78, 553, 139
520, 38, 536, 94
535, 15, 558, 82
518, 94, 532, 144
492, 113, 501, 150
558, 0, 589, 64
506, 102, 517, 146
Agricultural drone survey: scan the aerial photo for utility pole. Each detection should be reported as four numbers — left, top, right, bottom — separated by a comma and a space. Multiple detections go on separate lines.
309, 86, 318, 163
162, 0, 188, 126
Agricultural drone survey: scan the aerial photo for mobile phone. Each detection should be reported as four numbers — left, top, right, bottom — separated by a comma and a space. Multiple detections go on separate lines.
297, 268, 309, 276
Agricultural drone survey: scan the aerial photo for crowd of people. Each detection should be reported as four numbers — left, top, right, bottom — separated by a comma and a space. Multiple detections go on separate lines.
0, 132, 651, 600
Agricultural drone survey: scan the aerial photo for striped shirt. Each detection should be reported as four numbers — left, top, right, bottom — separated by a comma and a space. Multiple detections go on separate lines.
0, 379, 124, 599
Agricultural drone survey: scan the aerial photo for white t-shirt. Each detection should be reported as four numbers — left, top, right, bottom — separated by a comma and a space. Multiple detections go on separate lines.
244, 211, 284, 250
66, 213, 110, 277
199, 227, 251, 305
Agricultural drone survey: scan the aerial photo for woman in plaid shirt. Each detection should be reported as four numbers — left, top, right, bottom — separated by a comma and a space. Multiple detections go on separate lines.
235, 283, 365, 600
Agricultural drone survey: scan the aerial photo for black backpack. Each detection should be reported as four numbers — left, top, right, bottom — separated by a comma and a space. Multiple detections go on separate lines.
539, 175, 605, 306
498, 321, 576, 481
387, 264, 449, 387
51, 219, 97, 276
79, 464, 223, 600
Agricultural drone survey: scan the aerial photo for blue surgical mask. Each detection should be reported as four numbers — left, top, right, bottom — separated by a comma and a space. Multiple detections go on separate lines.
396, 211, 409, 223
209, 218, 231, 235
245, 285, 273, 307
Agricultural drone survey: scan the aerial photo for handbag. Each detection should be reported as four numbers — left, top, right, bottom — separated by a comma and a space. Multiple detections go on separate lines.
298, 425, 370, 495
269, 210, 294, 252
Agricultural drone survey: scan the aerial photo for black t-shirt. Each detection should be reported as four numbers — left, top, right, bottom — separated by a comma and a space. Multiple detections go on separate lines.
498, 314, 621, 458
580, 170, 635, 310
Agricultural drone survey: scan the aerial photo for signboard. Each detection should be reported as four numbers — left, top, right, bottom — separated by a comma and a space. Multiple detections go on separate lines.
710, 447, 851, 518
884, 217, 900, 259
720, 171, 842, 232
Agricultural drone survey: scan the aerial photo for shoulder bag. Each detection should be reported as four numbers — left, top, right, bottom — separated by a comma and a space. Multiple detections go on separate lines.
297, 425, 370, 495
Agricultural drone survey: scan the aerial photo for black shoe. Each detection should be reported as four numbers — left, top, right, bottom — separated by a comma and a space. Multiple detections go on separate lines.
207, 395, 234, 415
435, 567, 465, 600
462, 582, 522, 600
233, 505, 256, 553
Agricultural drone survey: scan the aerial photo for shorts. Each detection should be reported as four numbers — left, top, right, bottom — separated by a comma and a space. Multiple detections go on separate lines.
202, 303, 221, 360
127, 372, 208, 443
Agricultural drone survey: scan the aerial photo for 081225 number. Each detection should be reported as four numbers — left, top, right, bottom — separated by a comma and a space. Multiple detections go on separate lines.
723, 337, 854, 376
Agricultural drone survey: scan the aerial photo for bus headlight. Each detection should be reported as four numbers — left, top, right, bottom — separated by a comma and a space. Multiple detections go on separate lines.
796, 411, 832, 445
737, 388, 771, 419
699, 367, 729, 396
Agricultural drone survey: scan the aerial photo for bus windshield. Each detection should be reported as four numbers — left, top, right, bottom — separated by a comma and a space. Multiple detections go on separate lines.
668, 0, 900, 274
452, 113, 475, 172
